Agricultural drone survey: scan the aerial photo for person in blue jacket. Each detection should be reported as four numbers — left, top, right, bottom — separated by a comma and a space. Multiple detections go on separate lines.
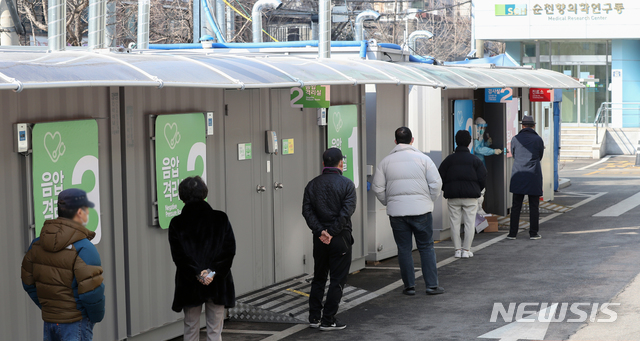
22, 188, 105, 341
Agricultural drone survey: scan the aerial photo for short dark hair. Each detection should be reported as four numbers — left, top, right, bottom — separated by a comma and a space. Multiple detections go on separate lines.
395, 127, 412, 144
179, 176, 208, 204
323, 148, 343, 167
523, 123, 535, 128
455, 130, 471, 147
58, 206, 81, 219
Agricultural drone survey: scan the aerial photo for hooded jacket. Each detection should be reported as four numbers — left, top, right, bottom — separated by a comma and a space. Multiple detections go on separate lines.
169, 200, 236, 312
372, 143, 442, 217
21, 218, 105, 324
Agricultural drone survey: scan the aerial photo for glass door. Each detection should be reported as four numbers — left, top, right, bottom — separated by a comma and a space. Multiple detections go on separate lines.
553, 65, 608, 125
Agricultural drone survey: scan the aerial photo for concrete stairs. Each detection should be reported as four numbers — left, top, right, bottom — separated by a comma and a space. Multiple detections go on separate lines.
560, 126, 596, 158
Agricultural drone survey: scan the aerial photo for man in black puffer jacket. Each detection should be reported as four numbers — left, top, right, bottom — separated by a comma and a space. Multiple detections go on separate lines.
438, 130, 487, 259
302, 148, 357, 331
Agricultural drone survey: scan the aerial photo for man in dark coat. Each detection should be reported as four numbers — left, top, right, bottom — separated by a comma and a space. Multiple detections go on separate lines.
169, 176, 236, 341
302, 148, 357, 331
438, 130, 487, 258
507, 115, 545, 240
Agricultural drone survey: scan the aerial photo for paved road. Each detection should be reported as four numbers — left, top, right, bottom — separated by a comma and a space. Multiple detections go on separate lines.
174, 155, 640, 341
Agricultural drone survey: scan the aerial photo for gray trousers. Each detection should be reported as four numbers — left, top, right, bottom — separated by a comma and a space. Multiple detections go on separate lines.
183, 301, 225, 341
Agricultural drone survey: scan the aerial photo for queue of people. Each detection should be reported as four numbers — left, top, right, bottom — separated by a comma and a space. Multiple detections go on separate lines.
20, 117, 543, 339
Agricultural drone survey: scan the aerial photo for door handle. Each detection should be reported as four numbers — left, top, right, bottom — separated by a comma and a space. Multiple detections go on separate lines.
256, 185, 266, 193
274, 182, 283, 190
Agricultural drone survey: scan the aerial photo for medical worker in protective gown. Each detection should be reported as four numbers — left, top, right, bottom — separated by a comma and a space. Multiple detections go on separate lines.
473, 117, 502, 215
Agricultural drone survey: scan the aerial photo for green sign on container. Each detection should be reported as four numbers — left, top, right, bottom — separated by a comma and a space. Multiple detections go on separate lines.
327, 105, 359, 188
290, 85, 330, 108
238, 143, 252, 160
155, 113, 207, 229
32, 120, 102, 243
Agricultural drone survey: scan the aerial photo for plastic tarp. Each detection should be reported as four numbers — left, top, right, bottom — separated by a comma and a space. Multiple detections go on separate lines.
444, 53, 520, 67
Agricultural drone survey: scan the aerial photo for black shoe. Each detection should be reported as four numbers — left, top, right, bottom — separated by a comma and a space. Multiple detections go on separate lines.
402, 287, 416, 296
319, 320, 347, 331
530, 234, 542, 240
425, 286, 445, 295
505, 235, 516, 240
309, 318, 321, 329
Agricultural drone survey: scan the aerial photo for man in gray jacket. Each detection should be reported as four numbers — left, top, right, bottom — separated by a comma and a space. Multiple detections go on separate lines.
372, 127, 444, 296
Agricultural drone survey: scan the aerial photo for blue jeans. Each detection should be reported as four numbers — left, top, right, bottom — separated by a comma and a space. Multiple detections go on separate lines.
389, 213, 438, 289
43, 318, 95, 341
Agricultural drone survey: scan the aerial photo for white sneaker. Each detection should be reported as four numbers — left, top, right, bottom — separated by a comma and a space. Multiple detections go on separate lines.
454, 249, 462, 258
461, 250, 473, 258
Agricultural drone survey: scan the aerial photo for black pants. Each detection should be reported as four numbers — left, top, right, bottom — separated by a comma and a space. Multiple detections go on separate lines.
509, 194, 540, 237
309, 230, 352, 324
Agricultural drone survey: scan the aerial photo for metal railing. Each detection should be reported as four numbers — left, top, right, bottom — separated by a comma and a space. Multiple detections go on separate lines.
593, 102, 640, 144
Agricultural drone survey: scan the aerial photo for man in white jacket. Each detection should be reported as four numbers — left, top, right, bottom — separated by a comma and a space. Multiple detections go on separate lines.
372, 127, 444, 296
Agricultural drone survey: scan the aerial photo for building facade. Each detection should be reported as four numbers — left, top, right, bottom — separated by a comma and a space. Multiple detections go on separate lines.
474, 0, 640, 128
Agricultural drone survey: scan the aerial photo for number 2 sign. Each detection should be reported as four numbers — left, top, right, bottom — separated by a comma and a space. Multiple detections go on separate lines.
290, 85, 330, 108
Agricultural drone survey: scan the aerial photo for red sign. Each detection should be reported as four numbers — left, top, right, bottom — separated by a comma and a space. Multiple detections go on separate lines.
529, 88, 553, 102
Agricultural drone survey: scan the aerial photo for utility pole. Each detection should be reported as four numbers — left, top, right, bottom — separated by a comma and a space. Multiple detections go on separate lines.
0, 0, 20, 46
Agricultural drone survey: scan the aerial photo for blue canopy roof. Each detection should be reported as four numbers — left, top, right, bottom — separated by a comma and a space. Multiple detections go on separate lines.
444, 53, 520, 67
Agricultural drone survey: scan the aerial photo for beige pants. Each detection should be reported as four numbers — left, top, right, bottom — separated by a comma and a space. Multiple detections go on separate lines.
183, 301, 225, 341
448, 198, 478, 251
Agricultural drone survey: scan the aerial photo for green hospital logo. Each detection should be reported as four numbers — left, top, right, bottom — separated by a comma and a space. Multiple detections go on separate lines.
164, 122, 181, 149
495, 4, 527, 16
43, 131, 66, 162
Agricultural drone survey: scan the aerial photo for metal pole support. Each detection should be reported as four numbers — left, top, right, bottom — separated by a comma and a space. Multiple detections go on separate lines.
636, 139, 640, 166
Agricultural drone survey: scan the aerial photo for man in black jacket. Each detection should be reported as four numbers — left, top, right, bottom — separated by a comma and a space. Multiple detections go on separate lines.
302, 148, 357, 331
438, 130, 487, 259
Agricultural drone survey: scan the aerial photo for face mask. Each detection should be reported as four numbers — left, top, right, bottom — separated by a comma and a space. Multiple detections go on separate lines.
82, 209, 90, 227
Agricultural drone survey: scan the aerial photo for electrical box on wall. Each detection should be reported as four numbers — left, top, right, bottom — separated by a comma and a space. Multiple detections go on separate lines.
206, 112, 214, 135
317, 108, 327, 126
14, 123, 30, 153
265, 130, 278, 154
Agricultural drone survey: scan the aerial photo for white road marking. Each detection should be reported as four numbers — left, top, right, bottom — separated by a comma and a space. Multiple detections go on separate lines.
261, 325, 308, 341
577, 156, 610, 170
224, 329, 277, 335
255, 192, 607, 340
560, 226, 640, 234
593, 192, 640, 217
478, 304, 558, 341
555, 192, 604, 198
571, 192, 607, 208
